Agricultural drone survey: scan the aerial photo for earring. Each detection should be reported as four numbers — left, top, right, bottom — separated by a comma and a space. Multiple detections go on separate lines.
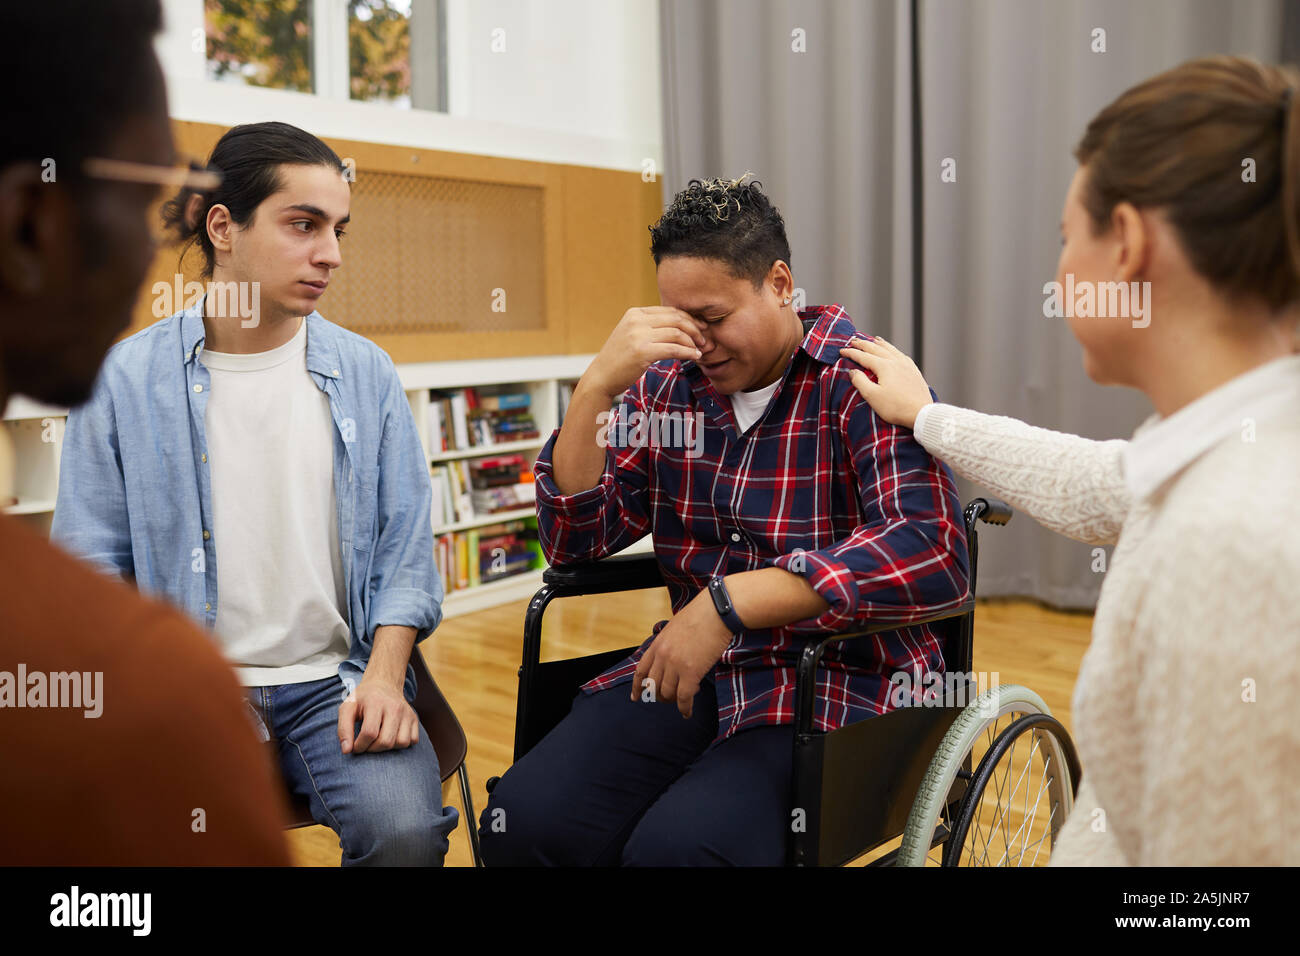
783, 297, 791, 306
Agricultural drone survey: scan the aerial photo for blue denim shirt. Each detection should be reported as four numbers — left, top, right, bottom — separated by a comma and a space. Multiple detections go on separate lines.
51, 301, 442, 697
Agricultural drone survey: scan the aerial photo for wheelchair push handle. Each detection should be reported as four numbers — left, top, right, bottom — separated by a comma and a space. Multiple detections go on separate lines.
965, 496, 1012, 527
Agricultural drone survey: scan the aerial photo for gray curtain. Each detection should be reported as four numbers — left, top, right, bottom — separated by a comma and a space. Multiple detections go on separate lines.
660, 0, 1287, 609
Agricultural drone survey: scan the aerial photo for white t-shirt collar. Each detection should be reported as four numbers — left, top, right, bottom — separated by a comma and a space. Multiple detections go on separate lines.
199, 317, 307, 372
729, 377, 781, 411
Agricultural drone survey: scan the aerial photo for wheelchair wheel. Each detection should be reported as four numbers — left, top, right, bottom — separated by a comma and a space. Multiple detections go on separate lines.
896, 685, 1080, 867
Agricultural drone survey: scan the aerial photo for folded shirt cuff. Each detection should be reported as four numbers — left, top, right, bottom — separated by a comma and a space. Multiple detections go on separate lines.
767, 549, 861, 633
370, 587, 440, 641
533, 430, 617, 515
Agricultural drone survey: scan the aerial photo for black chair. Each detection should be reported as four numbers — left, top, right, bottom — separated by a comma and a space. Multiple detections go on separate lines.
486, 497, 1040, 866
280, 649, 483, 867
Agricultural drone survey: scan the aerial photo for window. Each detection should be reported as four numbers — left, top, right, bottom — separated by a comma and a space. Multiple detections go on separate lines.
204, 0, 446, 110
205, 0, 315, 94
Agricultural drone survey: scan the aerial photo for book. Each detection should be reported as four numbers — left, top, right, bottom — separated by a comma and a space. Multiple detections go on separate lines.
426, 385, 544, 455
427, 391, 445, 454
450, 391, 470, 450
467, 528, 481, 587
471, 484, 536, 513
471, 458, 526, 488
455, 534, 469, 590
476, 519, 539, 583
479, 392, 531, 412
429, 470, 449, 528
558, 380, 574, 426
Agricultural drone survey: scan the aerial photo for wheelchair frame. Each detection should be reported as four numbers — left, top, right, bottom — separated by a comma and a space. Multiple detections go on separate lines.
496, 497, 1074, 866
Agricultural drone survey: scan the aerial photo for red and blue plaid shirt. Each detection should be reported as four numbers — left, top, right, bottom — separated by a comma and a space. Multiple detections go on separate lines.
532, 305, 969, 745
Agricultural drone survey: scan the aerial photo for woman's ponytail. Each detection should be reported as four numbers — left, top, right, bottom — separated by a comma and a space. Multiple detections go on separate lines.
1074, 56, 1300, 313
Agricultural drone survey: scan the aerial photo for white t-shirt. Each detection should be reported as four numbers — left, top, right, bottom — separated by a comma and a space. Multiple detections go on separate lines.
727, 378, 781, 434
201, 318, 350, 686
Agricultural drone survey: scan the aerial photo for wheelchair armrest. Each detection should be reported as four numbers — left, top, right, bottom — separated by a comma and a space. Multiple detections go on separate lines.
811, 598, 975, 651
542, 552, 665, 596
793, 597, 976, 735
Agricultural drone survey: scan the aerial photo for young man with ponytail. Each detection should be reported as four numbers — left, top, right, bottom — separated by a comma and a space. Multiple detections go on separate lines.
51, 121, 458, 866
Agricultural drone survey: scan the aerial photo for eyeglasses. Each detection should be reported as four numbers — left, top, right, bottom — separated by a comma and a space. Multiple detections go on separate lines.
82, 157, 222, 192
79, 158, 223, 249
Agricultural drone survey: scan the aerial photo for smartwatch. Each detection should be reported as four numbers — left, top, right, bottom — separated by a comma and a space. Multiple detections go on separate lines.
708, 576, 747, 635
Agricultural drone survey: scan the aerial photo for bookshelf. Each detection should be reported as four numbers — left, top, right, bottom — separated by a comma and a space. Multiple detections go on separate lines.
2, 354, 653, 620
0, 396, 65, 539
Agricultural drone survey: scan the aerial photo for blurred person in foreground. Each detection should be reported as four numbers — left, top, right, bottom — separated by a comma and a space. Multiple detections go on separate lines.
0, 0, 290, 864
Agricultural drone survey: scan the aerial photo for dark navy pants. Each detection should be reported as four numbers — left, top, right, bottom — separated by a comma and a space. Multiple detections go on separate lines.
478, 680, 795, 866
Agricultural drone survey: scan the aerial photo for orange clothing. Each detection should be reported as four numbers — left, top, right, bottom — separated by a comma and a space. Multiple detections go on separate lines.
0, 512, 291, 865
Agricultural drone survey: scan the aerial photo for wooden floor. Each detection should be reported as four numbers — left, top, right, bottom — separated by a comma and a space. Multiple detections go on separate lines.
286, 592, 1093, 866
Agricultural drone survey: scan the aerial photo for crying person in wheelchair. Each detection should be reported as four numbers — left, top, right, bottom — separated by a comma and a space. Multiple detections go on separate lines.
478, 175, 970, 866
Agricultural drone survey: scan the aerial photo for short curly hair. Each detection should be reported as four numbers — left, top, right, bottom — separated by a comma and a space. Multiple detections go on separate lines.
649, 174, 792, 287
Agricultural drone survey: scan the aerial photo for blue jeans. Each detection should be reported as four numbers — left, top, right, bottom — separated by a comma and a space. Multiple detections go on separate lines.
246, 674, 459, 866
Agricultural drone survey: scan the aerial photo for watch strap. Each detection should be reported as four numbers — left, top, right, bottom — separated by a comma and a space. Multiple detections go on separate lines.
708, 576, 747, 635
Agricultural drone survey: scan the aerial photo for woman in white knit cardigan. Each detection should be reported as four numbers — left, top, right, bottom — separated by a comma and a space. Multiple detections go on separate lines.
841, 55, 1300, 866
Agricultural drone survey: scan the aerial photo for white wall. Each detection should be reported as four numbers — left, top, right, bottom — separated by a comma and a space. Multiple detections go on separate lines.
445, 0, 661, 150
155, 0, 663, 172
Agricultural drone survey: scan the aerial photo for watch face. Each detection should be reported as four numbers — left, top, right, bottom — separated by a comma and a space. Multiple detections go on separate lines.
710, 579, 740, 634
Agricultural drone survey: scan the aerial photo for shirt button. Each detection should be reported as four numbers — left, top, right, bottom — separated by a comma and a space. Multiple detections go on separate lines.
193, 384, 203, 393
201, 453, 208, 463
204, 603, 211, 612
202, 530, 210, 540
332, 368, 340, 376
730, 532, 742, 543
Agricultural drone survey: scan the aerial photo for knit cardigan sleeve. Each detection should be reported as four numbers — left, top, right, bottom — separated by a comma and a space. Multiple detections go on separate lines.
913, 403, 1131, 546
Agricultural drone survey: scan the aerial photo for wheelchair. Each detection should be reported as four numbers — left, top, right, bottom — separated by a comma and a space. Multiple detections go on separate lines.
485, 497, 1081, 866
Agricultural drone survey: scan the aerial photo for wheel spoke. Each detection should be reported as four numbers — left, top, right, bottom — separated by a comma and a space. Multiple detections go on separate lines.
1015, 755, 1051, 866
993, 736, 1039, 866
1007, 751, 1051, 864
972, 720, 1010, 865
1027, 798, 1058, 867
954, 716, 1072, 868
982, 733, 1024, 858
1019, 733, 1037, 855
972, 722, 1017, 865
969, 787, 991, 866
938, 708, 1074, 869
